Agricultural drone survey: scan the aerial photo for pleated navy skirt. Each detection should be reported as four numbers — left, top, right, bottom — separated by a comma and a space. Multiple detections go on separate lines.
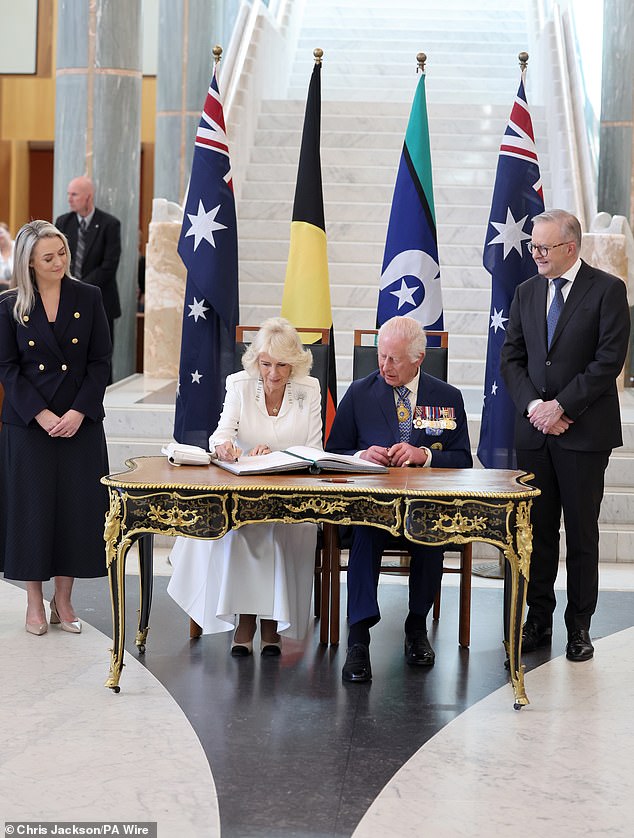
0, 420, 109, 581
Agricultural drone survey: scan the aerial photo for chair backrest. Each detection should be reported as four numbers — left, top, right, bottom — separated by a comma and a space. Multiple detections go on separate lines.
352, 329, 449, 382
234, 325, 330, 442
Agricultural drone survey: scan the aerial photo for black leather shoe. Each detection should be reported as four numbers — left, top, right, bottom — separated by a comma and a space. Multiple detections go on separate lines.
521, 621, 552, 653
342, 643, 372, 683
404, 630, 435, 666
566, 629, 594, 662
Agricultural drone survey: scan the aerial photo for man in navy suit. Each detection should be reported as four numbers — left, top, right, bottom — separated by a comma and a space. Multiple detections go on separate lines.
501, 209, 630, 662
55, 176, 121, 347
326, 316, 472, 682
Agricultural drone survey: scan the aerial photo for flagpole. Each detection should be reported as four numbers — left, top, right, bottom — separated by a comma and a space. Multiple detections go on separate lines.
472, 51, 543, 579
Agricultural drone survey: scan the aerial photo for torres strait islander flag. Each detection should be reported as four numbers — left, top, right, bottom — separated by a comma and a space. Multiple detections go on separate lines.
281, 55, 337, 440
173, 63, 239, 449
477, 67, 544, 469
377, 61, 443, 333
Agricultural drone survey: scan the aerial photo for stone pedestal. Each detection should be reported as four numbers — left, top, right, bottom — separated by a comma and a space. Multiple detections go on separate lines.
581, 212, 633, 389
144, 199, 185, 379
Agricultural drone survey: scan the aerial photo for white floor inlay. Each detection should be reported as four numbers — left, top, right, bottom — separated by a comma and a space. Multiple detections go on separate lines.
353, 627, 634, 838
0, 580, 219, 837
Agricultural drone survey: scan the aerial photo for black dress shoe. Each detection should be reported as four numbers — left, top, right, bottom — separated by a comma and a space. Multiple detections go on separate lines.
521, 621, 552, 653
404, 630, 435, 666
342, 643, 372, 683
566, 629, 594, 662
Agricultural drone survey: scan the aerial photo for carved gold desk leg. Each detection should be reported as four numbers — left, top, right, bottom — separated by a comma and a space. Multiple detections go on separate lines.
104, 490, 129, 692
505, 501, 532, 709
105, 539, 129, 692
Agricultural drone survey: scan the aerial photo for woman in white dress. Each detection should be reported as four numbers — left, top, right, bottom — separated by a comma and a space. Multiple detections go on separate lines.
168, 317, 323, 656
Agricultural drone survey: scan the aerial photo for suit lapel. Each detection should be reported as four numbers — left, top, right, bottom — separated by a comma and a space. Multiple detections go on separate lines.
53, 276, 75, 345
30, 292, 65, 362
548, 261, 593, 350
533, 276, 549, 350
82, 209, 101, 260
373, 374, 399, 440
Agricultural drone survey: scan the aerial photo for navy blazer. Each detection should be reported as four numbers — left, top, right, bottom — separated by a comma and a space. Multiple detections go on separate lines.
0, 277, 112, 426
326, 370, 472, 469
500, 260, 630, 452
55, 207, 122, 321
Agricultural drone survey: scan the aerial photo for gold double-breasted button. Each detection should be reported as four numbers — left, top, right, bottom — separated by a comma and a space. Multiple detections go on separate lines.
39, 364, 45, 371
28, 340, 35, 347
71, 338, 79, 344
23, 315, 29, 322
74, 312, 81, 319
61, 364, 68, 371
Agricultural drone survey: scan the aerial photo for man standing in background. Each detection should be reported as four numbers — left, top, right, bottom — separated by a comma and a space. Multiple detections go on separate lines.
55, 176, 121, 353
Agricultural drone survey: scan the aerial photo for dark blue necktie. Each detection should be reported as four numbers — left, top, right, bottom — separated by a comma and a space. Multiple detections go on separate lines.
547, 277, 567, 348
395, 386, 412, 442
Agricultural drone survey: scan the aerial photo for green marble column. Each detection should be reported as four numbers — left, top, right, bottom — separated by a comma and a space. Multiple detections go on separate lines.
598, 0, 634, 224
154, 0, 222, 204
54, 0, 142, 383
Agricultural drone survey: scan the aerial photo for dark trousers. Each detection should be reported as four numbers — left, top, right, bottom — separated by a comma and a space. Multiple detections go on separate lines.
516, 439, 609, 632
347, 525, 443, 628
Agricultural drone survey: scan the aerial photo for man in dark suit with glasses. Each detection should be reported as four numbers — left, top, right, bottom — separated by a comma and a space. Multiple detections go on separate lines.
501, 209, 630, 662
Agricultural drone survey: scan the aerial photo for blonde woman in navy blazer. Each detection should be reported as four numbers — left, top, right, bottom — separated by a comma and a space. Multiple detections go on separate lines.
0, 220, 112, 636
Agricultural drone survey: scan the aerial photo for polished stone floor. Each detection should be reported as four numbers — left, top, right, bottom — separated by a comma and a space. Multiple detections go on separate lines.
3, 559, 634, 837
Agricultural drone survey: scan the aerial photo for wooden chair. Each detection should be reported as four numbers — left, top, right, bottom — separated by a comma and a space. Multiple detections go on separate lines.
189, 324, 332, 639
324, 328, 473, 648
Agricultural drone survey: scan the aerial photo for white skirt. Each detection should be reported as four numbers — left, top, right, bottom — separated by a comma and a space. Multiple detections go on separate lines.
167, 522, 317, 640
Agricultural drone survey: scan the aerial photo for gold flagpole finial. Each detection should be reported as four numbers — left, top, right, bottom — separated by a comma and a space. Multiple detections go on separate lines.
313, 48, 323, 64
417, 52, 427, 74
518, 51, 529, 70
213, 45, 223, 65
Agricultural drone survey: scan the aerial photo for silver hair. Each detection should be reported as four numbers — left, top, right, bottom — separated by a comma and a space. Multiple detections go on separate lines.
377, 316, 427, 362
12, 220, 71, 323
241, 316, 313, 379
532, 209, 582, 248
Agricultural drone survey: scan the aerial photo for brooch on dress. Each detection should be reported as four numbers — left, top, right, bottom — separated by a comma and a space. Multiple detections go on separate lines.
413, 406, 457, 435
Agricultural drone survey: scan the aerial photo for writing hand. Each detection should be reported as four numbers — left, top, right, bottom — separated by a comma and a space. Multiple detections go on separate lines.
216, 441, 243, 461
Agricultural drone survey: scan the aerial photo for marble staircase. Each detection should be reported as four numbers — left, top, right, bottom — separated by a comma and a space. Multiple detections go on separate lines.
236, 0, 542, 395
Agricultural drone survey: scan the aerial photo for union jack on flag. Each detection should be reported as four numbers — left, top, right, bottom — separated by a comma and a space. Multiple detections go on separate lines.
477, 71, 544, 469
173, 66, 239, 449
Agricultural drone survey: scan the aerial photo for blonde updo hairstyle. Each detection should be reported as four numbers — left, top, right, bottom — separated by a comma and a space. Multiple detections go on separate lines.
242, 316, 313, 379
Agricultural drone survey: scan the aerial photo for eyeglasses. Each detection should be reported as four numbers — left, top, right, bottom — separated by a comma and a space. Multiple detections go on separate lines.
528, 241, 574, 257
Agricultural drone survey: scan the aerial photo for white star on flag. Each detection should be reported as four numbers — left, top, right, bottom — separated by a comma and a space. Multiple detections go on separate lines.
488, 208, 531, 259
390, 278, 418, 309
490, 308, 509, 333
191, 370, 203, 384
491, 382, 498, 395
185, 199, 227, 250
188, 297, 209, 322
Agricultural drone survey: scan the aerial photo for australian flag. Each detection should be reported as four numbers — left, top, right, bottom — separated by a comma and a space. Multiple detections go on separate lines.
477, 73, 544, 468
377, 69, 443, 332
173, 66, 239, 449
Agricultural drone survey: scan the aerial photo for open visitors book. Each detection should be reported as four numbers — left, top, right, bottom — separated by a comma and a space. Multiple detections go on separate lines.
214, 445, 388, 475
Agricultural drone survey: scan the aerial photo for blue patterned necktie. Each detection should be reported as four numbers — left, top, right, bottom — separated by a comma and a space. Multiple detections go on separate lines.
74, 218, 87, 278
546, 277, 567, 348
395, 386, 412, 442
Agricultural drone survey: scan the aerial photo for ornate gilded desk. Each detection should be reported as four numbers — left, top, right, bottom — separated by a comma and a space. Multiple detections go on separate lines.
102, 457, 539, 708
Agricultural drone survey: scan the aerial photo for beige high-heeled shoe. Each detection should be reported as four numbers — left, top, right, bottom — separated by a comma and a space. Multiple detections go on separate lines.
50, 597, 82, 634
25, 620, 48, 636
